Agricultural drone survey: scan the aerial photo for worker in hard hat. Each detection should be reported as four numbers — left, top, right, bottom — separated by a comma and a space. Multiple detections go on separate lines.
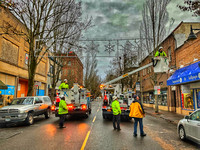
111, 96, 121, 131
59, 79, 69, 90
58, 95, 68, 128
155, 47, 167, 57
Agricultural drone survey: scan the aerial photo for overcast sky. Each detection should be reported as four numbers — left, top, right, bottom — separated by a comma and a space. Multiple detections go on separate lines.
79, 0, 200, 79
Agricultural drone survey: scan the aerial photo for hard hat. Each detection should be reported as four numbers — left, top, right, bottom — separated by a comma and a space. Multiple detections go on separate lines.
60, 95, 65, 100
113, 96, 118, 100
158, 47, 163, 50
64, 79, 67, 82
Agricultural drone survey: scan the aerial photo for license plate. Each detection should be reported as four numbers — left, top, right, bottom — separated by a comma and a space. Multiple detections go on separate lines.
107, 109, 111, 112
5, 118, 11, 121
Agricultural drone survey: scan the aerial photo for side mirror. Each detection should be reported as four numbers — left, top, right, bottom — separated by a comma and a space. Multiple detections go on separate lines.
185, 116, 190, 119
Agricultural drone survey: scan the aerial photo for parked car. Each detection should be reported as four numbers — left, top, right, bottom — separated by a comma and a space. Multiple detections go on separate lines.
177, 109, 200, 145
0, 96, 52, 126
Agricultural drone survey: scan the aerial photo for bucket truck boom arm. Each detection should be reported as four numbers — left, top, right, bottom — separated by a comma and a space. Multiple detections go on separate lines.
104, 62, 153, 85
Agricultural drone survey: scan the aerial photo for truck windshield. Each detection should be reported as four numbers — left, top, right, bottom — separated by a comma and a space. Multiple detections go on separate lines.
11, 98, 34, 105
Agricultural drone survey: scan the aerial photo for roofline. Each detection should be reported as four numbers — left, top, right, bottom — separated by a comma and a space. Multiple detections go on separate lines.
139, 21, 200, 64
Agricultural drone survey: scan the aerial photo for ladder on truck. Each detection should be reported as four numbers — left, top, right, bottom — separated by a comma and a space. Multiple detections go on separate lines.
102, 57, 169, 87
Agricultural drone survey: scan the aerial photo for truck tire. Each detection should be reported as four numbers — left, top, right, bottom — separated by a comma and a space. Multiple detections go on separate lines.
45, 109, 51, 119
84, 112, 89, 118
103, 114, 105, 119
25, 113, 34, 125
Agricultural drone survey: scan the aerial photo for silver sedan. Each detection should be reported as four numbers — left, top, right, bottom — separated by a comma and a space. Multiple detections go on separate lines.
177, 109, 200, 145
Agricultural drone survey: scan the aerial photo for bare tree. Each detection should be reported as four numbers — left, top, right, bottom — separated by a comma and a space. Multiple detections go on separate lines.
139, 0, 171, 57
49, 1, 91, 101
0, 0, 91, 96
139, 0, 171, 113
178, 0, 200, 16
84, 50, 101, 98
107, 41, 138, 91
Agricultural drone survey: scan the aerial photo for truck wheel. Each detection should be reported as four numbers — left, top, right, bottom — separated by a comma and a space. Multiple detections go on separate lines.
84, 112, 89, 118
25, 113, 34, 125
45, 109, 51, 119
103, 114, 105, 119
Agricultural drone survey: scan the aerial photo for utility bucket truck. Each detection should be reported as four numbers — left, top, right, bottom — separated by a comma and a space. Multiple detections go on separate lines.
102, 84, 133, 120
55, 83, 91, 118
101, 57, 169, 120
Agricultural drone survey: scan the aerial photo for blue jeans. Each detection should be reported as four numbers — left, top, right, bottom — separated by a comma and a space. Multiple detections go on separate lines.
134, 118, 144, 135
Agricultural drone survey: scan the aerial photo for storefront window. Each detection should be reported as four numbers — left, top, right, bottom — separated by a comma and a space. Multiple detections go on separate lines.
181, 90, 194, 109
158, 91, 167, 106
197, 89, 200, 109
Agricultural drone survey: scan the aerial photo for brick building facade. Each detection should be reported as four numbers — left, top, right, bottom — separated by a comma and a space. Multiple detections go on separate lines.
139, 22, 200, 114
0, 6, 48, 107
167, 31, 200, 115
62, 52, 83, 88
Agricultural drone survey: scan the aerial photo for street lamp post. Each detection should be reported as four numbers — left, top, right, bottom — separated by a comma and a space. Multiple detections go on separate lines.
187, 25, 200, 40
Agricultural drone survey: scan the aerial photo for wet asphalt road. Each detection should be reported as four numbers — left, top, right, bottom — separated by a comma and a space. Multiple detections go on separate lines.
0, 100, 199, 150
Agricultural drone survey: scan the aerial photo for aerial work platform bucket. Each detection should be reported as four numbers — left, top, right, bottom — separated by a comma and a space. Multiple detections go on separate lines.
153, 57, 169, 73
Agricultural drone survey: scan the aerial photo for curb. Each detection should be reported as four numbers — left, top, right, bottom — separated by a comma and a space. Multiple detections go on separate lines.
145, 111, 178, 125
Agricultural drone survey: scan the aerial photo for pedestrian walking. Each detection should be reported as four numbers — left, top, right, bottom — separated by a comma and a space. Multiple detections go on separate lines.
111, 96, 121, 131
129, 96, 146, 137
58, 95, 68, 128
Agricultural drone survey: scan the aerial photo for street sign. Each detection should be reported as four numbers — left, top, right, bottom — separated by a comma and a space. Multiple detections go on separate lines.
154, 86, 160, 95
35, 82, 41, 87
154, 86, 160, 90
136, 82, 140, 91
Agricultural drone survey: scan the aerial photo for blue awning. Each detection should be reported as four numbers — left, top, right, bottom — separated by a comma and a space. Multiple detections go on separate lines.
167, 61, 200, 86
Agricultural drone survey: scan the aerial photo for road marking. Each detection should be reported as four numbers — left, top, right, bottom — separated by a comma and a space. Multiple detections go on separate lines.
97, 109, 99, 112
92, 116, 96, 123
81, 131, 91, 150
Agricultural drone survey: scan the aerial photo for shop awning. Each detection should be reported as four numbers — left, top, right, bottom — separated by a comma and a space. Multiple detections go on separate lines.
167, 61, 200, 86
0, 80, 8, 89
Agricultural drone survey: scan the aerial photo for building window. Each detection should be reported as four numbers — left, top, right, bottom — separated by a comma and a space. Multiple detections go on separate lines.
181, 85, 194, 110
68, 61, 71, 66
168, 47, 171, 62
50, 65, 53, 74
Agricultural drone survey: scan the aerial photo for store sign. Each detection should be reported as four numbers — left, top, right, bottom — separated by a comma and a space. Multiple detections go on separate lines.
167, 62, 200, 86
35, 82, 41, 87
181, 93, 184, 108
154, 86, 160, 90
154, 86, 160, 95
136, 82, 140, 91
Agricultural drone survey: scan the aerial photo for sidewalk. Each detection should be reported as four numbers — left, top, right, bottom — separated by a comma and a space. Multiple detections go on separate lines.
144, 106, 184, 125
